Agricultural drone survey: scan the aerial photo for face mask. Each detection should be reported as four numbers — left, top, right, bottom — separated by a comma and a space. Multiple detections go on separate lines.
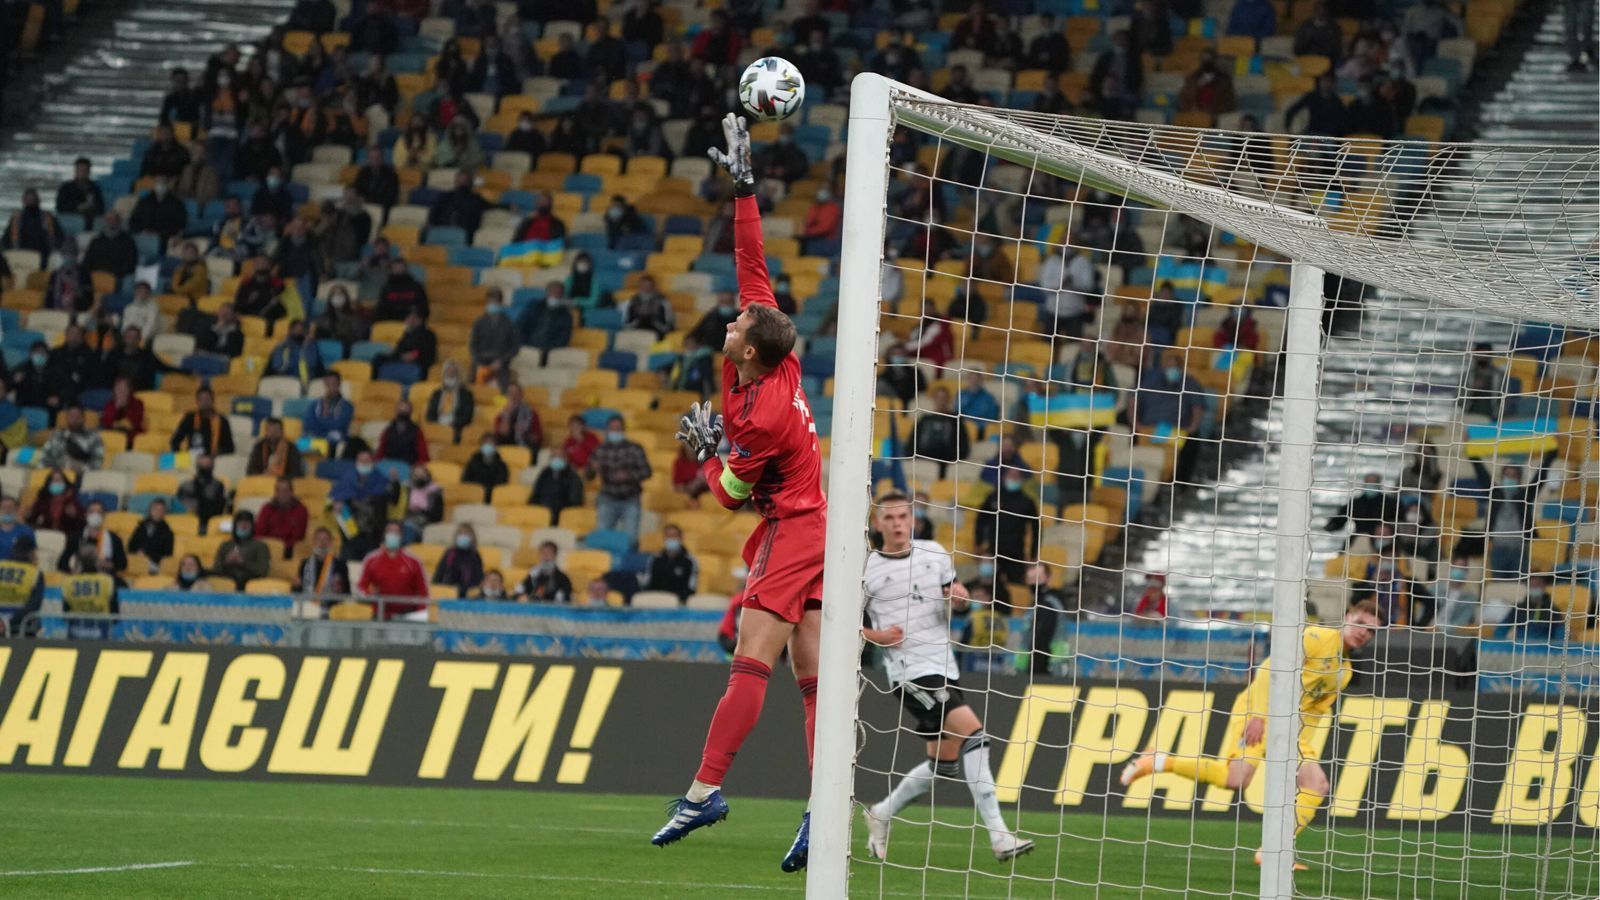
575, 262, 592, 274
356, 463, 373, 477
485, 304, 502, 316
180, 569, 199, 583
455, 534, 472, 549
235, 525, 252, 540
1501, 478, 1517, 487
549, 457, 568, 471
664, 538, 682, 553
480, 443, 496, 458
0, 513, 13, 525
978, 562, 995, 578
87, 512, 104, 528
1373, 538, 1391, 551
1165, 367, 1183, 382
49, 482, 65, 496
1450, 567, 1468, 580
1004, 479, 1023, 492
914, 509, 928, 520
31, 353, 46, 367
889, 354, 909, 365
154, 184, 168, 197
267, 175, 282, 189
546, 295, 564, 308
606, 431, 623, 444
384, 533, 402, 550
606, 206, 624, 220
518, 121, 534, 132
717, 304, 735, 316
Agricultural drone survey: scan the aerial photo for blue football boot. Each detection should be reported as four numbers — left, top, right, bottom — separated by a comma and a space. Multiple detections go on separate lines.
780, 811, 810, 872
650, 792, 730, 846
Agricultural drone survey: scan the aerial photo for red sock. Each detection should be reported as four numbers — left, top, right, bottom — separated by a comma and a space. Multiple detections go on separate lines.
797, 676, 818, 772
695, 656, 772, 786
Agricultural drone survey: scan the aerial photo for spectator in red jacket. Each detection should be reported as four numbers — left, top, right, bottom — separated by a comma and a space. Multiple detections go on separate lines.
561, 414, 599, 468
1132, 573, 1169, 619
100, 376, 145, 438
376, 399, 429, 465
690, 9, 743, 64
357, 521, 429, 618
801, 184, 842, 254
256, 477, 309, 555
1212, 307, 1260, 351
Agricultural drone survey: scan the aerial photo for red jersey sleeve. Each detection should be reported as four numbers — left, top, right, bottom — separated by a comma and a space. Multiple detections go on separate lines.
733, 194, 776, 311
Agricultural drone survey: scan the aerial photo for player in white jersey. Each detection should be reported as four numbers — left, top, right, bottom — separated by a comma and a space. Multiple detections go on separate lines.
860, 491, 1034, 863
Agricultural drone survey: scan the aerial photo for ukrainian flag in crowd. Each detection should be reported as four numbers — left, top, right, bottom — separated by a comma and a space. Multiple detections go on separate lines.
1463, 417, 1559, 458
499, 238, 565, 267
1154, 257, 1229, 293
1025, 391, 1118, 429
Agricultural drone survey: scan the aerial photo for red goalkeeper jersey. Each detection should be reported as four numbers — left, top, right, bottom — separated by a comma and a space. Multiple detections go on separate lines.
701, 194, 825, 521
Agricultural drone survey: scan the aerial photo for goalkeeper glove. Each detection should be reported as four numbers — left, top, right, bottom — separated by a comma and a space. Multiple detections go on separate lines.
676, 401, 724, 464
707, 112, 755, 197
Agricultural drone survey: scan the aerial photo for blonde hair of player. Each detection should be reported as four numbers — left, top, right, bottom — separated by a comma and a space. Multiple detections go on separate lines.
1120, 598, 1381, 868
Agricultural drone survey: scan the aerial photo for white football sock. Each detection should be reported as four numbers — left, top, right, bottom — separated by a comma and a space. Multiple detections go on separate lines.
959, 732, 1010, 839
686, 779, 718, 803
877, 760, 935, 817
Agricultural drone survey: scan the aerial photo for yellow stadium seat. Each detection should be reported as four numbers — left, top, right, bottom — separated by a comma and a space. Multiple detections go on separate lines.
245, 578, 292, 595
498, 506, 550, 530
558, 507, 596, 534
329, 601, 375, 621
133, 473, 180, 496
489, 484, 525, 506
539, 152, 577, 173
443, 483, 482, 507
236, 475, 278, 498
580, 154, 624, 176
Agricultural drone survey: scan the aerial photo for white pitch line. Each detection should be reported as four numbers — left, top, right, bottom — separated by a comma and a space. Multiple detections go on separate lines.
0, 861, 195, 877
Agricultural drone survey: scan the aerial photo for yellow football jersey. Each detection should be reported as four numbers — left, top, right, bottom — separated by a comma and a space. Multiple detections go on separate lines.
1242, 625, 1351, 720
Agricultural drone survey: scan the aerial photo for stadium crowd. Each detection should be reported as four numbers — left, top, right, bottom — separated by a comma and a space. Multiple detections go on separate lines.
0, 0, 1591, 661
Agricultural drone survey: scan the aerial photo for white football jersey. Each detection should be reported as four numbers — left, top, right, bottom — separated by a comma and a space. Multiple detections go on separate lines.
863, 539, 960, 684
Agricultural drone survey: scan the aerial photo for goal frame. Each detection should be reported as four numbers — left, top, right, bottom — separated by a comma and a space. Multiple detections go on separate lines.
808, 72, 1329, 899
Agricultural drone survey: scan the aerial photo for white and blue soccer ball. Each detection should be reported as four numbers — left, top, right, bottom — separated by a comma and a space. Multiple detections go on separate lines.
739, 57, 806, 122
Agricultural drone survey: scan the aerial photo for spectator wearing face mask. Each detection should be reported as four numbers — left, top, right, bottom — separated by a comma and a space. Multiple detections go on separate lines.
1474, 451, 1557, 579
1326, 472, 1389, 536
689, 290, 740, 349
27, 468, 85, 533
213, 511, 271, 589
130, 176, 188, 246
469, 289, 518, 387
585, 417, 651, 547
252, 166, 294, 221
4, 188, 64, 257
357, 522, 429, 618
521, 281, 575, 360
473, 570, 510, 600
58, 500, 126, 575
624, 275, 675, 338
506, 112, 546, 158
517, 541, 574, 603
315, 285, 370, 352
602, 194, 647, 250
529, 447, 585, 525
39, 405, 105, 473
647, 524, 698, 601
0, 496, 36, 561
266, 320, 326, 386
492, 383, 541, 450
433, 524, 486, 598
303, 373, 354, 449
399, 465, 445, 546
463, 434, 510, 502
975, 468, 1040, 586
173, 554, 213, 592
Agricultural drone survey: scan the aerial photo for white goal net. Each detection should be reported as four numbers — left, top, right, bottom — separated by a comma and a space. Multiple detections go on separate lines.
808, 73, 1599, 900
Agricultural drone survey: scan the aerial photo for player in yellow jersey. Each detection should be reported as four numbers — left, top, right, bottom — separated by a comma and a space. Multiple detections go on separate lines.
1120, 598, 1380, 869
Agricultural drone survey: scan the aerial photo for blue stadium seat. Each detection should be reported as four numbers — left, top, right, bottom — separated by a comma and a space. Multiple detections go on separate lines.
426, 225, 467, 247
230, 396, 271, 420
317, 339, 346, 362
584, 308, 625, 332
619, 550, 653, 574
350, 341, 390, 362
182, 355, 228, 376
376, 460, 411, 483
80, 388, 113, 412
281, 397, 315, 421
585, 529, 632, 559
501, 190, 536, 211
581, 407, 621, 429
564, 173, 603, 194
80, 491, 120, 512
598, 349, 637, 373
127, 492, 175, 515
20, 407, 49, 434
663, 215, 703, 235
453, 246, 495, 268
377, 362, 420, 384
316, 458, 355, 482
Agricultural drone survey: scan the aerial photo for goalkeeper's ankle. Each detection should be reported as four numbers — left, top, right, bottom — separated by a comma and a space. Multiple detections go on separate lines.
687, 780, 719, 803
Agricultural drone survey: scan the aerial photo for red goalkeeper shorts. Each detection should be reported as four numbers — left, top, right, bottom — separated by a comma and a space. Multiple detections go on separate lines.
739, 509, 826, 624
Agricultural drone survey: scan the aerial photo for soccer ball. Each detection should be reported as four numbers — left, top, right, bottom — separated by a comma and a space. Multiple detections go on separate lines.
739, 57, 806, 122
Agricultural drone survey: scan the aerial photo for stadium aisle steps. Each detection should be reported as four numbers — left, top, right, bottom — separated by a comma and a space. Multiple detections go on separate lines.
0, 0, 295, 205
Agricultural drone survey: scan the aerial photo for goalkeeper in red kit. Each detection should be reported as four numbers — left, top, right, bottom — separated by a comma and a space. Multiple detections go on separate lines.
650, 113, 827, 874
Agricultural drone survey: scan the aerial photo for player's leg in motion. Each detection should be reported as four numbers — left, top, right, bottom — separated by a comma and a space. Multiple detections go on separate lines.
650, 606, 794, 846
775, 606, 823, 872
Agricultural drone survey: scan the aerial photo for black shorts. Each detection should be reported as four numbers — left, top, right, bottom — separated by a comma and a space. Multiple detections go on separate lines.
897, 675, 968, 737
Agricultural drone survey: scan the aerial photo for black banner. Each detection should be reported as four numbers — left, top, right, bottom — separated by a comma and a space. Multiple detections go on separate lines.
0, 643, 1594, 833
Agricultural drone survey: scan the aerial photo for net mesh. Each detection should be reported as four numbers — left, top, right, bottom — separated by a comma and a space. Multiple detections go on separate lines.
846, 100, 1599, 898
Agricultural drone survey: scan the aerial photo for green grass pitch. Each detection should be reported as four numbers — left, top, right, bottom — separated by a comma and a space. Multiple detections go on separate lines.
0, 773, 1589, 898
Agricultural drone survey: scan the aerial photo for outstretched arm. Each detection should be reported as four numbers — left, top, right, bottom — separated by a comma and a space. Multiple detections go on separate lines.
709, 113, 776, 311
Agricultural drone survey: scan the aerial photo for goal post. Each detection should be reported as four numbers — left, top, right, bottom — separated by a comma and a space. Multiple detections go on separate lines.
811, 71, 1598, 899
